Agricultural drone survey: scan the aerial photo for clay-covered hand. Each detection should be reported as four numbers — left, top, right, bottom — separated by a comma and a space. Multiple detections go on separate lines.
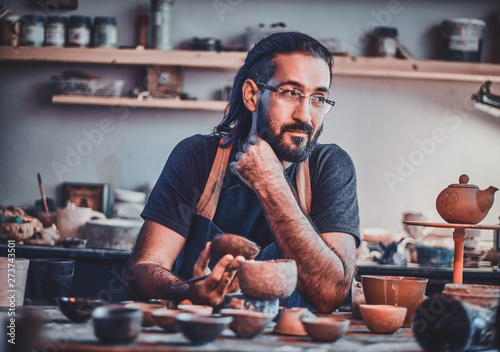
190, 242, 244, 306
229, 135, 284, 191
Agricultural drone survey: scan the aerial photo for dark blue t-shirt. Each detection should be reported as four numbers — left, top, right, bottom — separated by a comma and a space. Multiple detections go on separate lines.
141, 134, 360, 250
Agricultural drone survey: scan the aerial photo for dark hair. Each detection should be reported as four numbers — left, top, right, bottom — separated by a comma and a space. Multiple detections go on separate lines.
214, 31, 333, 149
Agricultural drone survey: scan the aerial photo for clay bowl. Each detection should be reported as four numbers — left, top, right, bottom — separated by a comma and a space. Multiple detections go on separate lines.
151, 308, 183, 332
442, 284, 500, 310
177, 304, 213, 316
362, 275, 428, 328
55, 297, 104, 323
211, 233, 260, 259
220, 309, 275, 338
301, 316, 350, 342
123, 302, 164, 327
175, 312, 233, 345
238, 259, 297, 299
92, 306, 143, 343
359, 304, 407, 334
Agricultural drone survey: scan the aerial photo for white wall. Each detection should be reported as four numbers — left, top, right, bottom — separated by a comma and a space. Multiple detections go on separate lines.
1, 0, 499, 233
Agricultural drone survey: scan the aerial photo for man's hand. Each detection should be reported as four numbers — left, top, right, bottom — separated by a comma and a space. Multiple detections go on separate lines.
189, 242, 244, 306
230, 135, 284, 191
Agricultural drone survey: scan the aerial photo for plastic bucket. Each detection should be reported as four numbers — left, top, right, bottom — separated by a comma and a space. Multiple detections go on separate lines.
0, 258, 30, 307
441, 18, 487, 62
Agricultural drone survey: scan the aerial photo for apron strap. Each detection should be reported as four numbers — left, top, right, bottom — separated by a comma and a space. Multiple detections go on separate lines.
196, 142, 232, 219
296, 160, 312, 215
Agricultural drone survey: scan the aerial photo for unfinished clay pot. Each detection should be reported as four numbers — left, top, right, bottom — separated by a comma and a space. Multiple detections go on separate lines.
238, 259, 297, 299
220, 309, 274, 338
123, 302, 163, 327
211, 233, 260, 260
272, 307, 314, 336
301, 315, 350, 342
362, 275, 428, 328
359, 304, 407, 334
151, 308, 183, 332
436, 174, 498, 224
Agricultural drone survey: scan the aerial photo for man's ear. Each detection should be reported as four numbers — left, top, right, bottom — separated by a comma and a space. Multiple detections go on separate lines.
242, 79, 259, 112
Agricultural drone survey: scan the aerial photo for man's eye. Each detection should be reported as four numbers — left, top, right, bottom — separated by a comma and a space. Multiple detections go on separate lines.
281, 89, 300, 97
313, 96, 326, 103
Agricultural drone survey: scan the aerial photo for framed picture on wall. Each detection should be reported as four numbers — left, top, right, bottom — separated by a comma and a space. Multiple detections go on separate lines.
62, 182, 110, 217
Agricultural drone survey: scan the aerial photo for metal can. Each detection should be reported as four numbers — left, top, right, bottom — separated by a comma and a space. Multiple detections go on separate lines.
441, 18, 487, 62
151, 0, 174, 50
1, 15, 20, 47
67, 15, 91, 47
93, 16, 117, 48
20, 14, 45, 47
45, 16, 67, 47
373, 26, 398, 57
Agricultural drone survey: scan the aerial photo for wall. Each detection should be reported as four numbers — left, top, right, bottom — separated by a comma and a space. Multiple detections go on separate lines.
1, 0, 500, 234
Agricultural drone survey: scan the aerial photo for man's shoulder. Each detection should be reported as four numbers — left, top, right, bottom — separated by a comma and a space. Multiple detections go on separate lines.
310, 143, 353, 164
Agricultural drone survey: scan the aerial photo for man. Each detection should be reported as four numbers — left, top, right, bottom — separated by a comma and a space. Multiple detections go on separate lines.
127, 32, 360, 313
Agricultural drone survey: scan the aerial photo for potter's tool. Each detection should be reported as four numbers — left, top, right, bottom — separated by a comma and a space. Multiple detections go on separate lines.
170, 267, 238, 288
37, 173, 49, 213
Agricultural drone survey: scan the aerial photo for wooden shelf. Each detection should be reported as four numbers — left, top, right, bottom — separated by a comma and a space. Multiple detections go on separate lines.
51, 95, 228, 111
1, 47, 500, 83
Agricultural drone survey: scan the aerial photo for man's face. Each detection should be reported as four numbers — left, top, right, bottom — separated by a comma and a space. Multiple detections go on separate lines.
256, 53, 331, 163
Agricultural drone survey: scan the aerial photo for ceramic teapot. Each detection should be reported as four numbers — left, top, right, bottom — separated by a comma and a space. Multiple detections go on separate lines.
57, 201, 106, 239
436, 174, 498, 224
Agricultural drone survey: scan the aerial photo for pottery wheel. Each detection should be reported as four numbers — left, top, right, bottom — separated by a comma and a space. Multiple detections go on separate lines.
403, 221, 500, 284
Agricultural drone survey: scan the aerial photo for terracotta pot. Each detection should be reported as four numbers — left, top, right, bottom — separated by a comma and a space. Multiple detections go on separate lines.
272, 307, 314, 336
362, 275, 428, 328
238, 259, 297, 299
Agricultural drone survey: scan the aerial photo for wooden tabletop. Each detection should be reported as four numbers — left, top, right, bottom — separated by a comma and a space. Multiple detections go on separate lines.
34, 308, 423, 352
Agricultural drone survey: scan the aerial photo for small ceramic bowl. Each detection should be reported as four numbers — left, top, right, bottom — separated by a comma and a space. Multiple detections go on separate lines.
92, 306, 143, 343
238, 259, 297, 299
175, 312, 233, 345
301, 316, 350, 342
151, 308, 183, 332
220, 309, 275, 338
148, 299, 177, 309
177, 304, 213, 316
359, 304, 407, 334
55, 297, 104, 323
123, 302, 164, 327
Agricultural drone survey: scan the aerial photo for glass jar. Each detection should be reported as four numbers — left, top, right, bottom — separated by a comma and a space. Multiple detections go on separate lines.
67, 15, 91, 47
151, 0, 174, 50
1, 15, 20, 47
45, 16, 67, 47
20, 14, 45, 47
93, 16, 117, 48
373, 26, 398, 57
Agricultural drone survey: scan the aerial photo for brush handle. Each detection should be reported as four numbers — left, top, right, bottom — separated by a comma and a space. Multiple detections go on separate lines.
37, 173, 49, 213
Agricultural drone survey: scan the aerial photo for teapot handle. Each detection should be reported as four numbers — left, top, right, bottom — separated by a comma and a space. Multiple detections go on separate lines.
90, 210, 107, 220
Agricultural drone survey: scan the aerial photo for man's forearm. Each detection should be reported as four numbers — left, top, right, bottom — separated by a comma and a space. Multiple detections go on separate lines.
127, 262, 190, 302
254, 174, 354, 313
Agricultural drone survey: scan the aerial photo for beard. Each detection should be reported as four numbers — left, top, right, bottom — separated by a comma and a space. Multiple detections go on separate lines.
255, 101, 323, 163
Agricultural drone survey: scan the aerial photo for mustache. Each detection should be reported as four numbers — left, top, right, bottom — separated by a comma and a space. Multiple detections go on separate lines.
281, 122, 314, 136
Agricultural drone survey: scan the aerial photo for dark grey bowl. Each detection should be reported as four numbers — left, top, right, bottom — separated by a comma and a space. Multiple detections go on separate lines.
175, 312, 233, 345
92, 306, 143, 343
56, 297, 104, 323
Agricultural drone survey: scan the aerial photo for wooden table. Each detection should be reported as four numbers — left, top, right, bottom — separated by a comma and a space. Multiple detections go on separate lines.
34, 307, 423, 352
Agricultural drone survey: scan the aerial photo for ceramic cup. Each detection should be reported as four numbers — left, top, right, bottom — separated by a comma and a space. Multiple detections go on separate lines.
0, 258, 30, 307
27, 258, 75, 305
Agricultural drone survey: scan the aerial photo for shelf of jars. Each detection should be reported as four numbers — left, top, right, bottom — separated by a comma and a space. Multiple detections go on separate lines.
1, 47, 500, 83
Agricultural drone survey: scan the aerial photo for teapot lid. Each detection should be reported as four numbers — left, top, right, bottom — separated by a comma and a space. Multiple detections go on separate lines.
448, 174, 478, 189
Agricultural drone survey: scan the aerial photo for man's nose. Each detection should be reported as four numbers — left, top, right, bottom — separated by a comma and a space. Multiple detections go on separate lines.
292, 97, 313, 124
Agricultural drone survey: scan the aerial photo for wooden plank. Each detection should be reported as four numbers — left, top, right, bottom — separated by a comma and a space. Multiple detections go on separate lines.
51, 95, 228, 111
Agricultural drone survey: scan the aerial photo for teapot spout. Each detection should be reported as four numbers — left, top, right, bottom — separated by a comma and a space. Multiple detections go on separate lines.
477, 186, 499, 213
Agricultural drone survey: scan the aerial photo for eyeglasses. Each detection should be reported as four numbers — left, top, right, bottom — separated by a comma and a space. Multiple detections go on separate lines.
256, 83, 335, 115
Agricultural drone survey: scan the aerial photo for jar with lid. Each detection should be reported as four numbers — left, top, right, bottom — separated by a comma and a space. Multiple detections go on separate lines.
93, 16, 117, 48
67, 15, 91, 47
20, 14, 45, 47
45, 16, 67, 47
372, 26, 398, 57
1, 15, 20, 47
151, 0, 175, 50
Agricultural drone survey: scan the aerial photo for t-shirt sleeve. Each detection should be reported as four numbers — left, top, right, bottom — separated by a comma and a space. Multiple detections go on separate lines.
309, 145, 361, 247
140, 135, 215, 239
